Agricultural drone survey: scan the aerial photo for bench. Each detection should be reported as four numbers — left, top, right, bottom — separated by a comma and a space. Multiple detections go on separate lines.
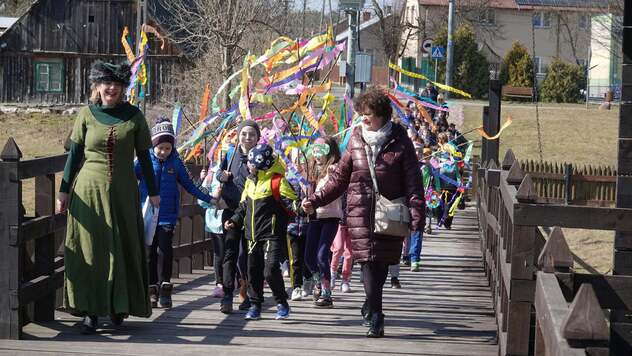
502, 85, 534, 100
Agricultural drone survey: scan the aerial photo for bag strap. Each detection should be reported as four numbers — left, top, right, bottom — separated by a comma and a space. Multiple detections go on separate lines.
363, 144, 381, 196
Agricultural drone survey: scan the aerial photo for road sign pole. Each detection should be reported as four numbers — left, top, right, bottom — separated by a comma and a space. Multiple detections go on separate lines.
434, 59, 438, 82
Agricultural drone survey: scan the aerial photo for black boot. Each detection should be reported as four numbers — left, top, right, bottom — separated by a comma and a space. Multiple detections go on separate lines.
110, 313, 125, 326
366, 313, 384, 338
81, 315, 98, 335
361, 300, 372, 327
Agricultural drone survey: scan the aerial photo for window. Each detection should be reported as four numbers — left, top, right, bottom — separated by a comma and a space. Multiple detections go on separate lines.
35, 60, 63, 93
577, 59, 587, 67
533, 11, 551, 28
480, 9, 496, 26
534, 57, 547, 75
578, 13, 589, 29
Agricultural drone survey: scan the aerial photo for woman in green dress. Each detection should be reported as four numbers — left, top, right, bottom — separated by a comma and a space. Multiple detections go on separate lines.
57, 61, 160, 334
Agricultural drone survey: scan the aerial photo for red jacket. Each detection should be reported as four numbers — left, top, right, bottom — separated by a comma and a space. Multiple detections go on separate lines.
309, 123, 425, 264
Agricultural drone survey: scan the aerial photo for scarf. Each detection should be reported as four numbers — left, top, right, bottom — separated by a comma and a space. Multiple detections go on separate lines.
362, 121, 393, 164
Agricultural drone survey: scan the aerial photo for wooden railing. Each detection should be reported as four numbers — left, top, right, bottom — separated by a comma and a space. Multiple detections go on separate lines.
0, 137, 212, 339
476, 149, 632, 356
518, 157, 617, 206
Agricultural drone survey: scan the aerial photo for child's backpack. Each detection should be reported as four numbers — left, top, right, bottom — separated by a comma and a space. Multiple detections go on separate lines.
270, 174, 296, 218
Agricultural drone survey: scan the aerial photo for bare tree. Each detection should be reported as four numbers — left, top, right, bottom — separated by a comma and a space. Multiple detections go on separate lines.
155, 0, 286, 108
369, 0, 414, 66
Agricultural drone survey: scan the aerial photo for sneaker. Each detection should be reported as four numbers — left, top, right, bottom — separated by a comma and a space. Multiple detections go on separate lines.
391, 277, 401, 289
220, 295, 233, 314
330, 269, 337, 289
210, 284, 224, 298
400, 258, 410, 267
410, 262, 420, 272
275, 303, 290, 320
238, 296, 251, 311
159, 282, 173, 308
244, 305, 261, 320
149, 285, 159, 308
291, 287, 303, 301
340, 281, 351, 293
312, 284, 322, 302
281, 261, 290, 278
302, 279, 313, 297
425, 226, 433, 235
314, 296, 334, 308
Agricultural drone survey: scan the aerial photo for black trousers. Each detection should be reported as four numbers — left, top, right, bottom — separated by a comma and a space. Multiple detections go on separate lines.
222, 210, 248, 295
436, 190, 456, 228
248, 238, 288, 306
361, 261, 390, 315
289, 233, 310, 288
209, 232, 224, 285
149, 224, 174, 285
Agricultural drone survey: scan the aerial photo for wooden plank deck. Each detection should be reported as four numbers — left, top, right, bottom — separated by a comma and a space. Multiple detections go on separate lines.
0, 204, 498, 355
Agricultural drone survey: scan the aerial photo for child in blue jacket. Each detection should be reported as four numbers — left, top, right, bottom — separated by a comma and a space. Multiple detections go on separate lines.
135, 117, 214, 309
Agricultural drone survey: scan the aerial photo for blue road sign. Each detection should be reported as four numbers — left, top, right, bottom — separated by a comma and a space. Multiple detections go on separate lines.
431, 46, 445, 60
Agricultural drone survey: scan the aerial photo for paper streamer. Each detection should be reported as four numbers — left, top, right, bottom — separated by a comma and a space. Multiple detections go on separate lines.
389, 62, 472, 99
477, 116, 513, 140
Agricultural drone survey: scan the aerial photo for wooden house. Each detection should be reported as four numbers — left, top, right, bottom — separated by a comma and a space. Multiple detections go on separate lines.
0, 0, 185, 105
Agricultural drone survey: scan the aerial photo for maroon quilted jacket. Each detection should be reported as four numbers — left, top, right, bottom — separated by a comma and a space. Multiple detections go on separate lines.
309, 123, 425, 264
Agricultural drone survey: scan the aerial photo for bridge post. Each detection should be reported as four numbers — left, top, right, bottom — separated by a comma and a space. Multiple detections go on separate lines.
483, 80, 501, 166
613, 0, 632, 323
0, 138, 23, 339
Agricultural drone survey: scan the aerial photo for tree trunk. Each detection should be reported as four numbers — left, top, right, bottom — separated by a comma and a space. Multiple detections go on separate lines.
222, 45, 234, 108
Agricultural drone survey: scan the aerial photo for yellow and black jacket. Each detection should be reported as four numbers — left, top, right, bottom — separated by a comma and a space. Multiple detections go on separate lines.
229, 157, 298, 249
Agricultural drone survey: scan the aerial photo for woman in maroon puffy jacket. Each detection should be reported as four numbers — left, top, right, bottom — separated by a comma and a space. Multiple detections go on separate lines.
302, 88, 425, 338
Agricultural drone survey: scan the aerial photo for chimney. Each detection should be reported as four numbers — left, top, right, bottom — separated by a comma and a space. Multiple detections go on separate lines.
362, 11, 371, 22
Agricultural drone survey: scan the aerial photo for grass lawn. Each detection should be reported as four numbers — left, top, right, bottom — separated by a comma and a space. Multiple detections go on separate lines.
460, 102, 618, 168
460, 101, 618, 274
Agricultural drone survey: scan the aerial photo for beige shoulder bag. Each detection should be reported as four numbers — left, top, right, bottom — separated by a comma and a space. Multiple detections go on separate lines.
364, 144, 411, 238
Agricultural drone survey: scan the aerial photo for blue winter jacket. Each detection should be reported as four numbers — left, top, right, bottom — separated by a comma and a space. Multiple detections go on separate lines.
135, 150, 211, 226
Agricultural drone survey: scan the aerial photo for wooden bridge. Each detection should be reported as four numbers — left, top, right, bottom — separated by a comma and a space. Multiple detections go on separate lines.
0, 80, 632, 356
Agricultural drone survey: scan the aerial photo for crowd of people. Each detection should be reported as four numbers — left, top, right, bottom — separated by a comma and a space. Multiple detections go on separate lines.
57, 62, 468, 338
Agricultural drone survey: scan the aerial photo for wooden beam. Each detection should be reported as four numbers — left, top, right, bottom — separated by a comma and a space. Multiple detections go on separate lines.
535, 272, 585, 356
513, 204, 632, 231
501, 149, 515, 170
17, 154, 67, 180
506, 160, 525, 185
516, 174, 537, 203
537, 227, 573, 273
561, 284, 609, 342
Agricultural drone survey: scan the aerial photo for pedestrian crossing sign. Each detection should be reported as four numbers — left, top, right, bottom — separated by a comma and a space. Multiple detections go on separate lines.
431, 46, 445, 60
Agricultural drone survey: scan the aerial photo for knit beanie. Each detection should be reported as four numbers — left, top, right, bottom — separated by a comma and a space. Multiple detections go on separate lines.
237, 120, 261, 140
247, 144, 275, 171
89, 60, 132, 86
151, 117, 175, 147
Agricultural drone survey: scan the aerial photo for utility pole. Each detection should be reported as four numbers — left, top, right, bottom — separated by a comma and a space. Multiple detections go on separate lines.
445, 0, 455, 99
344, 5, 359, 98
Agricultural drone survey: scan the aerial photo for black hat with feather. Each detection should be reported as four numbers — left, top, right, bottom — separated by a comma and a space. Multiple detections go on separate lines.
89, 60, 132, 86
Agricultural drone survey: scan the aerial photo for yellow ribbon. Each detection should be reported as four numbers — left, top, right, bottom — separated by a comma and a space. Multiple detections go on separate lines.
477, 116, 513, 140
388, 62, 472, 99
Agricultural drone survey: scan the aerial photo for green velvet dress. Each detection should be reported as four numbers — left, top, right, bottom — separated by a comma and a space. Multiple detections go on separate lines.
63, 103, 153, 318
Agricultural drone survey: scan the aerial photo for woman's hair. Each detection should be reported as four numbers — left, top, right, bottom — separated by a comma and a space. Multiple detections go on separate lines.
353, 87, 392, 122
89, 83, 102, 105
315, 136, 341, 181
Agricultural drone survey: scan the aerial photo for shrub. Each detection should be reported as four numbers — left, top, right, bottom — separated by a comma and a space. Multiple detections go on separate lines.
434, 24, 490, 99
500, 42, 534, 87
540, 58, 586, 103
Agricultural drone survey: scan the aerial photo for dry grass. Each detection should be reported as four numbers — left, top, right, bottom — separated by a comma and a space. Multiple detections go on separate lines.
461, 102, 618, 168
461, 101, 619, 274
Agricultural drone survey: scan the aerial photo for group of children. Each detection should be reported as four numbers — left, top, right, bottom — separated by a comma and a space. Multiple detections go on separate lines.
136, 91, 467, 319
